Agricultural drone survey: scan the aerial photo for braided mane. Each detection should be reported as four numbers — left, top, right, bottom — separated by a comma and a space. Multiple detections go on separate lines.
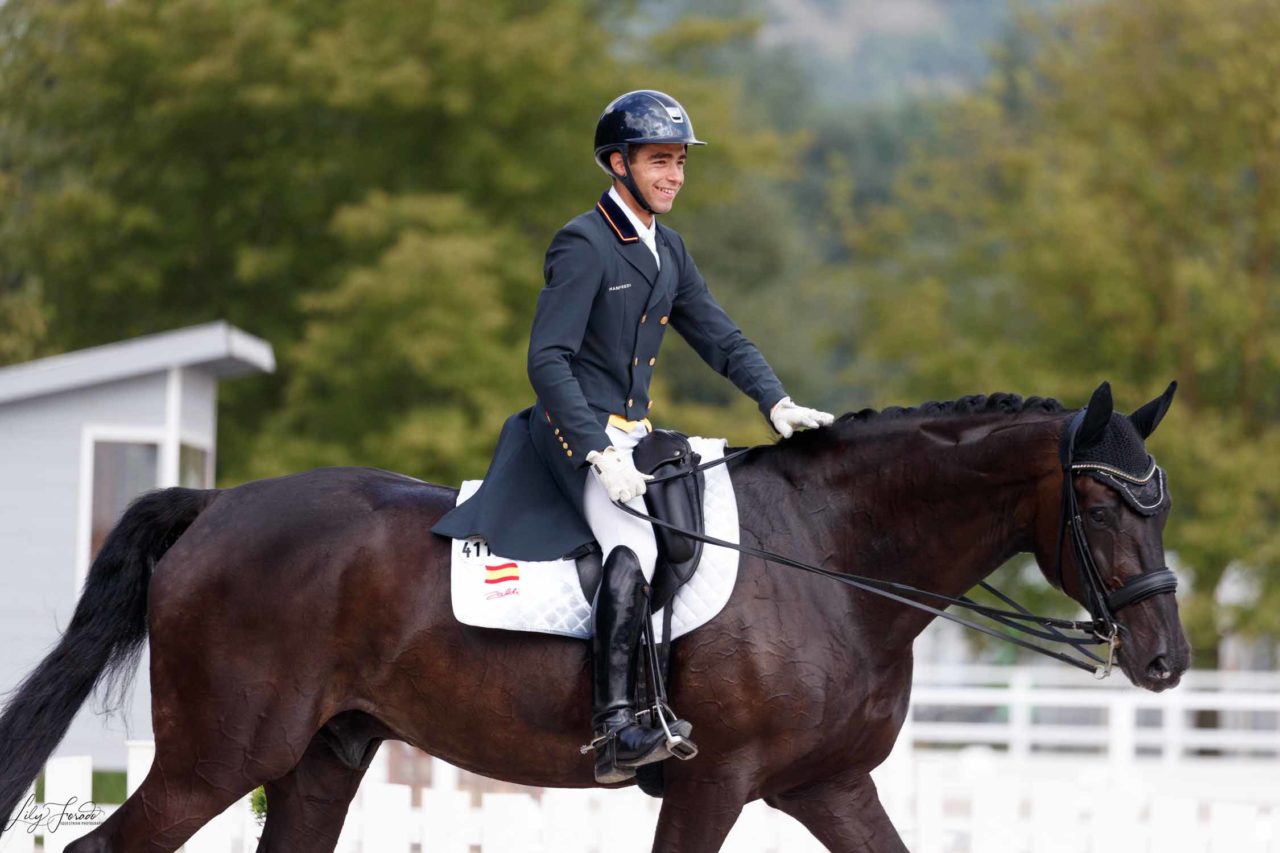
833, 392, 1065, 424
767, 392, 1068, 455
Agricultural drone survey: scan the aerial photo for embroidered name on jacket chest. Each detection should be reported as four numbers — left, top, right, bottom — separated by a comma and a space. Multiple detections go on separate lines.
608, 283, 632, 292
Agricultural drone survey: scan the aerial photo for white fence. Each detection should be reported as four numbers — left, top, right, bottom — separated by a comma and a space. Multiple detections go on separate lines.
3, 667, 1278, 852
907, 665, 1280, 762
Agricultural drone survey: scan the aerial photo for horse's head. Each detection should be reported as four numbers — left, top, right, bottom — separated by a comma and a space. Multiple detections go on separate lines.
1032, 381, 1191, 692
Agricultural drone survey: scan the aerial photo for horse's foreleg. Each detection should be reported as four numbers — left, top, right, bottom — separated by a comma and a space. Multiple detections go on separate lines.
765, 771, 907, 853
256, 720, 383, 853
650, 777, 748, 853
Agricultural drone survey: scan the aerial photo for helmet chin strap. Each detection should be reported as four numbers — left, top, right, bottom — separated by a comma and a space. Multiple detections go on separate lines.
615, 147, 655, 215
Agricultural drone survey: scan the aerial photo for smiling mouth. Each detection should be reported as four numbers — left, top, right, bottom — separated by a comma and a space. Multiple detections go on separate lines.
655, 187, 678, 199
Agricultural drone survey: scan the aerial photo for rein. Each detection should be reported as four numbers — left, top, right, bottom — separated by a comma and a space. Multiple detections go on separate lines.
619, 414, 1178, 678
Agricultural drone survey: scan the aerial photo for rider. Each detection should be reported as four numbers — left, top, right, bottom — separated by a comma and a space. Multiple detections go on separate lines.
433, 90, 833, 784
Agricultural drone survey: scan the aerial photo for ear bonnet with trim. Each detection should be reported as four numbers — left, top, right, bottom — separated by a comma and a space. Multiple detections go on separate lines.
1072, 414, 1166, 516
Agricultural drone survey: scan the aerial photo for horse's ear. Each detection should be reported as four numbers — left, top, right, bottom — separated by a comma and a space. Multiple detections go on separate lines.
1078, 381, 1113, 446
1129, 380, 1178, 439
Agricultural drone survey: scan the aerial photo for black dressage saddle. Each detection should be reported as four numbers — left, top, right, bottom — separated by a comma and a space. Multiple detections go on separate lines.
574, 429, 706, 608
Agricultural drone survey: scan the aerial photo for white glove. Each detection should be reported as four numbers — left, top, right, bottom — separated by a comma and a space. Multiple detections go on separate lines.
770, 396, 835, 439
585, 446, 653, 503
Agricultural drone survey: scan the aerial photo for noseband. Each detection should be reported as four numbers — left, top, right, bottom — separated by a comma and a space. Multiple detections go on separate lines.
1055, 409, 1180, 640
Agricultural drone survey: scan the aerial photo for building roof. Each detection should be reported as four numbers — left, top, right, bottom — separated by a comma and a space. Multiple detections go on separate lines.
0, 321, 276, 407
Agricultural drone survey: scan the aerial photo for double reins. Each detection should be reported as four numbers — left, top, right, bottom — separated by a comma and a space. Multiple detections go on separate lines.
614, 412, 1178, 678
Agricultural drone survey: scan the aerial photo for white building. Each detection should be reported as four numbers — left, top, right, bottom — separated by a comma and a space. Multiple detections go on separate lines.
0, 321, 274, 767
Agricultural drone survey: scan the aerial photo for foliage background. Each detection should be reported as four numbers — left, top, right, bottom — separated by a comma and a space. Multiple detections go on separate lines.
0, 0, 1275, 665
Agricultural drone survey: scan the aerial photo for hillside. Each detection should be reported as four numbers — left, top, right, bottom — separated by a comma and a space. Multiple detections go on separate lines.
762, 0, 1061, 104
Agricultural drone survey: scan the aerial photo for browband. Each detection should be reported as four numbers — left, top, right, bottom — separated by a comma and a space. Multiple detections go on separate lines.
1072, 458, 1158, 484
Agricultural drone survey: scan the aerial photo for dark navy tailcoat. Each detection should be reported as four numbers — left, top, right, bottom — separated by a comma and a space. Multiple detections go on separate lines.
432, 191, 788, 561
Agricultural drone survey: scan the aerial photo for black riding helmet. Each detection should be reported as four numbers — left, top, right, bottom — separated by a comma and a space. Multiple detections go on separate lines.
594, 90, 706, 213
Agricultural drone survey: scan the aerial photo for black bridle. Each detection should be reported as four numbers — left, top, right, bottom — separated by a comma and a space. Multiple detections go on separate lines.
612, 410, 1179, 677
1053, 409, 1180, 642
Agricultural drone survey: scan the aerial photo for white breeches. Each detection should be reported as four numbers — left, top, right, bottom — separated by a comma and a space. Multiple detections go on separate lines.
582, 421, 659, 583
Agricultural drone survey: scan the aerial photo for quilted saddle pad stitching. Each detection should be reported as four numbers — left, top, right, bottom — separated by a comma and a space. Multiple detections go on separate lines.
449, 436, 740, 640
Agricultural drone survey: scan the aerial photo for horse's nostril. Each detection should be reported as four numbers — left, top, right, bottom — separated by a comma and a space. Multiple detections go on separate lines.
1147, 655, 1170, 680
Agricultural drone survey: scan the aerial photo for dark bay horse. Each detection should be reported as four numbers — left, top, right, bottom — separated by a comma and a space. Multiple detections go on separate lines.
0, 385, 1190, 852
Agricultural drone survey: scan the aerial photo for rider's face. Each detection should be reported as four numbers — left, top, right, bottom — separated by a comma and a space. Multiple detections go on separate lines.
611, 144, 687, 216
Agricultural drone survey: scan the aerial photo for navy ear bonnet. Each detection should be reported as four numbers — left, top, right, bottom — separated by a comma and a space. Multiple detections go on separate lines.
1072, 413, 1167, 517
1075, 413, 1150, 478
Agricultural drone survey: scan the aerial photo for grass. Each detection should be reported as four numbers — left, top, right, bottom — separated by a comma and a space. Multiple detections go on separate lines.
32, 770, 127, 805
93, 770, 127, 804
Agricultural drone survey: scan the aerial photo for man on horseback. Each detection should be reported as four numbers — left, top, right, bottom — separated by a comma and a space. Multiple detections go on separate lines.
433, 89, 832, 784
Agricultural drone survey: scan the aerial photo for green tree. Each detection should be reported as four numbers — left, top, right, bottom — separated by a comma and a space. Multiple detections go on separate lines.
0, 283, 48, 364
845, 0, 1280, 659
0, 0, 795, 485
0, 0, 637, 481
241, 192, 533, 484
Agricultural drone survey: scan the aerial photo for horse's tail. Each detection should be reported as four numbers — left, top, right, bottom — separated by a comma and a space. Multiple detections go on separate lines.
0, 486, 217, 822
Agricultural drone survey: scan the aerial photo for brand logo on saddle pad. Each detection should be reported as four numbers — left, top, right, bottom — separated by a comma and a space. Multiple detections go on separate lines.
484, 562, 519, 585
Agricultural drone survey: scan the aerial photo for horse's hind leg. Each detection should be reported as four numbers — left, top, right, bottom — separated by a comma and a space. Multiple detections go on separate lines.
65, 729, 294, 853
67, 659, 319, 851
256, 713, 385, 853
766, 771, 907, 853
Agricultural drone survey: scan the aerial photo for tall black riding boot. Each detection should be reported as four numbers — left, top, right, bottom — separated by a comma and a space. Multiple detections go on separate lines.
590, 545, 674, 784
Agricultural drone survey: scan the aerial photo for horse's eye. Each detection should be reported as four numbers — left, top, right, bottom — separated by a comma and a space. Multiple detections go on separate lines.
1088, 507, 1110, 524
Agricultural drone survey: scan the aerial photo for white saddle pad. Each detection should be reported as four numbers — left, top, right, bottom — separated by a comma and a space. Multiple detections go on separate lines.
450, 436, 740, 640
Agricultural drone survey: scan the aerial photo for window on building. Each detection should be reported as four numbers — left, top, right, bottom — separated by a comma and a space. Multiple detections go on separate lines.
91, 441, 158, 560
180, 444, 210, 488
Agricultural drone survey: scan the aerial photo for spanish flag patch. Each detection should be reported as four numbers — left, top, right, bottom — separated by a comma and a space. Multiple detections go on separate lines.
484, 562, 520, 585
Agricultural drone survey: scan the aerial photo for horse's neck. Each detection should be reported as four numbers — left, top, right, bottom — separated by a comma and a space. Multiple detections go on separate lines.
765, 413, 1064, 647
